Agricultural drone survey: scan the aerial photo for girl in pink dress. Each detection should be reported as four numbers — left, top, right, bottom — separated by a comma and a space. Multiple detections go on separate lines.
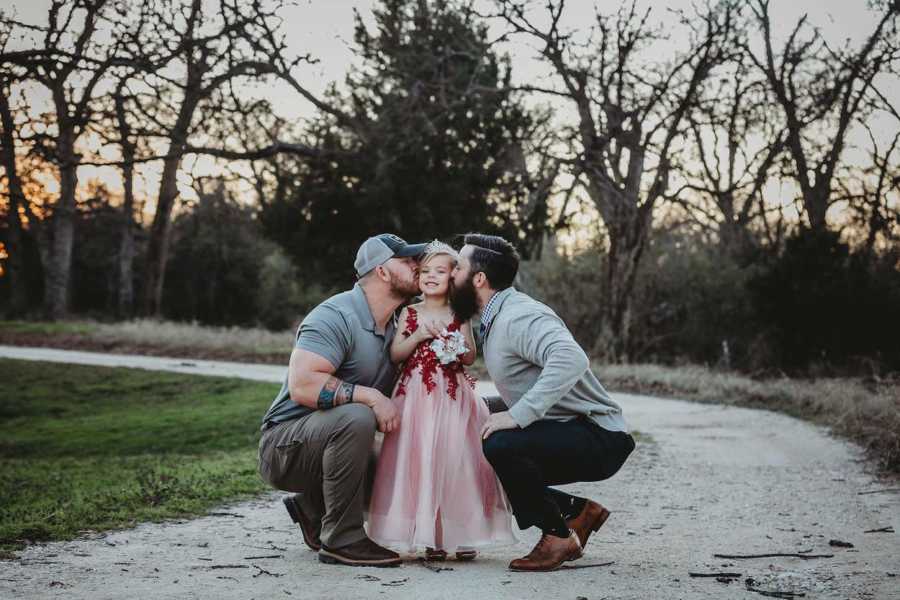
367, 241, 516, 560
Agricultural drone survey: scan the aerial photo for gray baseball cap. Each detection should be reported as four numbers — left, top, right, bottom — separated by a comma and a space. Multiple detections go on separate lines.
354, 233, 427, 277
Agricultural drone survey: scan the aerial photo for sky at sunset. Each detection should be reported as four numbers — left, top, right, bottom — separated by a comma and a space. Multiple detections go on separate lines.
4, 0, 897, 243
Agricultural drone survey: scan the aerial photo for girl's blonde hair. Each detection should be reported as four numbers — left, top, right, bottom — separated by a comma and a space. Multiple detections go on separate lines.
420, 239, 458, 266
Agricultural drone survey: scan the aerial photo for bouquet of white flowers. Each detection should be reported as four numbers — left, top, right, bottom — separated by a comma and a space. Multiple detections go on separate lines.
429, 329, 469, 365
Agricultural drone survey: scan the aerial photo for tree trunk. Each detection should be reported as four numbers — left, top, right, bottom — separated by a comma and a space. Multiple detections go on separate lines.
595, 212, 650, 362
115, 94, 136, 318
142, 86, 197, 317
44, 127, 78, 320
142, 145, 184, 316
2, 202, 29, 316
0, 88, 32, 315
117, 163, 136, 318
804, 188, 829, 232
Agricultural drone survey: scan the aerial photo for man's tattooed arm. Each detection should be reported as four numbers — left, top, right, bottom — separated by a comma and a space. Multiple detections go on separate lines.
317, 376, 356, 410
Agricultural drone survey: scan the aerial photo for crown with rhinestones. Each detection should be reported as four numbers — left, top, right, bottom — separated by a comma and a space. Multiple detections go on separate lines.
422, 239, 458, 261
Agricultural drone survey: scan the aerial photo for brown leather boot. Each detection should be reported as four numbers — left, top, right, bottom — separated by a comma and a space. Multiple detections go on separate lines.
283, 494, 322, 551
566, 500, 610, 551
508, 532, 582, 572
319, 537, 401, 567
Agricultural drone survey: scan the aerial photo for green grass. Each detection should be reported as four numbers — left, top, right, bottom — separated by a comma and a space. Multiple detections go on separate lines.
0, 320, 98, 336
0, 358, 279, 557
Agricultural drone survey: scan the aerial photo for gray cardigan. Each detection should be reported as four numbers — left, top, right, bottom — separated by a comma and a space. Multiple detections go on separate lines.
481, 288, 628, 432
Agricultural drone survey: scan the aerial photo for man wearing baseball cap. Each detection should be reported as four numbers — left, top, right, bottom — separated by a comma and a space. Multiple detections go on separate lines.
258, 234, 425, 567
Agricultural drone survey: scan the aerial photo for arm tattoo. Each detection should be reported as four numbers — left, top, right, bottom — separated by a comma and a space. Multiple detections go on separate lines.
336, 380, 355, 405
317, 376, 355, 410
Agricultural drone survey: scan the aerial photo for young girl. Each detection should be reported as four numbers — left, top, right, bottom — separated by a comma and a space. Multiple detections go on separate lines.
367, 241, 516, 560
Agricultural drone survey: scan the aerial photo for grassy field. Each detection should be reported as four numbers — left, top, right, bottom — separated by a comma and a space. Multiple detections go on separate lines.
0, 358, 279, 558
2, 318, 897, 558
3, 319, 898, 474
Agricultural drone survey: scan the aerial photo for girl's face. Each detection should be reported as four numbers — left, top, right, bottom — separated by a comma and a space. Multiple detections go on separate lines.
419, 254, 454, 297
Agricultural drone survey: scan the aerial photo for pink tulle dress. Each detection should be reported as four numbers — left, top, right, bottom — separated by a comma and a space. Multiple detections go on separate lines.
367, 307, 517, 553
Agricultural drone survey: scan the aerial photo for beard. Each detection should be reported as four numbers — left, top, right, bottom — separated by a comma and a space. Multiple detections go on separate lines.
449, 273, 479, 321
388, 271, 420, 299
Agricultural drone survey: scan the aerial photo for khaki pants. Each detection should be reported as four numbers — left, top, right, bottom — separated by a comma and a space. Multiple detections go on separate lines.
258, 404, 376, 549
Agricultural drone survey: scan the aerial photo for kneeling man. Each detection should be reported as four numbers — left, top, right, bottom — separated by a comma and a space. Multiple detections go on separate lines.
450, 233, 635, 572
258, 234, 424, 567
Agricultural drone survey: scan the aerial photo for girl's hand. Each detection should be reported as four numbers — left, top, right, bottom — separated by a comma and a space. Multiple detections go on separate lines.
417, 320, 446, 342
413, 325, 433, 343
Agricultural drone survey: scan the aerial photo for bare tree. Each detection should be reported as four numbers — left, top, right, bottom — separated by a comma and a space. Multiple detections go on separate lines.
221, 102, 304, 212
110, 78, 140, 317
746, 0, 899, 233
1, 0, 120, 319
496, 0, 739, 360
837, 119, 900, 256
132, 0, 333, 316
0, 78, 32, 315
488, 109, 569, 261
84, 1, 164, 318
672, 54, 784, 257
0, 16, 32, 314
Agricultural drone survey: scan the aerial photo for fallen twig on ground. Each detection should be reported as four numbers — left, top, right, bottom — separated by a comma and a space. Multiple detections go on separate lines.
714, 553, 833, 560
864, 526, 894, 533
857, 488, 900, 495
558, 561, 615, 570
243, 554, 283, 560
251, 564, 283, 578
689, 572, 742, 578
828, 539, 854, 548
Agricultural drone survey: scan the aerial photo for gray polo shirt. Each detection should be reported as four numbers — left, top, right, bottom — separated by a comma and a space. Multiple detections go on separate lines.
261, 283, 398, 425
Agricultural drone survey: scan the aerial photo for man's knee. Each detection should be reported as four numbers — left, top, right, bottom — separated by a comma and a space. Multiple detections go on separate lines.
335, 403, 377, 441
482, 430, 518, 463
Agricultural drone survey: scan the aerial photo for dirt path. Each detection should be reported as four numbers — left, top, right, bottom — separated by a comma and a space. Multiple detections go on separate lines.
1, 346, 898, 599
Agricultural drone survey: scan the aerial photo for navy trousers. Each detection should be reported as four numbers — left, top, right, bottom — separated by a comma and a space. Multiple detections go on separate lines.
482, 417, 635, 531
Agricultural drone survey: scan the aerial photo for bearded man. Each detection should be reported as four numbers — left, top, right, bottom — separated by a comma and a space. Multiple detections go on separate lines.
450, 233, 635, 572
258, 234, 424, 567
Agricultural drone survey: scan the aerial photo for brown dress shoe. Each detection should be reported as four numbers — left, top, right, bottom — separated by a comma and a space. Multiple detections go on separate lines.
319, 537, 401, 567
566, 500, 610, 551
283, 494, 322, 551
508, 532, 582, 572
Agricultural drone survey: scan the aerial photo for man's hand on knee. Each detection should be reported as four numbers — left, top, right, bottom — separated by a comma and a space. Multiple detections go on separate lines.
481, 412, 519, 439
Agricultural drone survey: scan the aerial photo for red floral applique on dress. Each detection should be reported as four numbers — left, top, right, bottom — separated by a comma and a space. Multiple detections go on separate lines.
395, 307, 477, 401
401, 308, 417, 338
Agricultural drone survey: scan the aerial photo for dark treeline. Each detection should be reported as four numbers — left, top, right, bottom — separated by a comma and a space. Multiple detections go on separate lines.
1, 0, 899, 374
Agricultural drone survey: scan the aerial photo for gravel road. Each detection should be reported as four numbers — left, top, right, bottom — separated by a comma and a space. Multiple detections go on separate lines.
1, 345, 898, 599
